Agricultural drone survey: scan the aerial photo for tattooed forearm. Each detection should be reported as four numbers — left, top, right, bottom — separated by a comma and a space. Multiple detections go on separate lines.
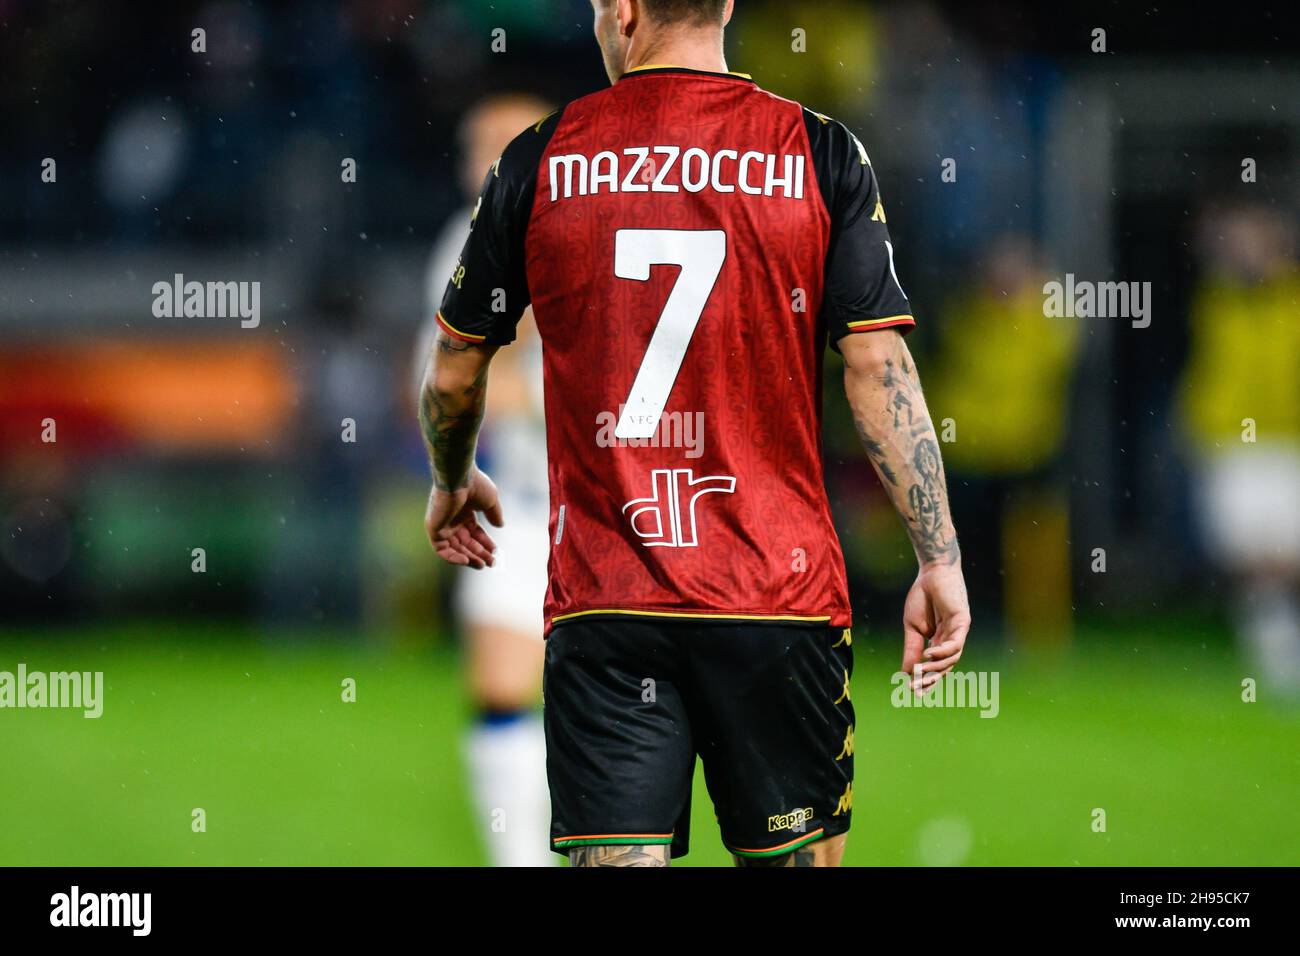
906, 437, 959, 564
569, 845, 670, 867
418, 333, 492, 491
844, 336, 960, 566
855, 430, 899, 487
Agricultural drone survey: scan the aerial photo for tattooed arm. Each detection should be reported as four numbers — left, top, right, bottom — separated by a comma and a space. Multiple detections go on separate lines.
841, 330, 971, 692
418, 330, 504, 568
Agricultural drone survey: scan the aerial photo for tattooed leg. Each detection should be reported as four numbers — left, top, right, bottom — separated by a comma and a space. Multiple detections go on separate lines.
733, 833, 847, 868
569, 844, 670, 867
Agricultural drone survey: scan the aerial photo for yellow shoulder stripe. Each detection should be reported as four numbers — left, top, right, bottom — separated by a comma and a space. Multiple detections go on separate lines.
435, 311, 487, 343
846, 314, 914, 330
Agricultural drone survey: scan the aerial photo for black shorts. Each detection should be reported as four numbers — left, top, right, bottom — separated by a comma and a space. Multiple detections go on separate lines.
543, 618, 855, 860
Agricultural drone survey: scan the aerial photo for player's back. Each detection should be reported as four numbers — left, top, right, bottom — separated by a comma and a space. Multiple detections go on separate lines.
438, 66, 915, 632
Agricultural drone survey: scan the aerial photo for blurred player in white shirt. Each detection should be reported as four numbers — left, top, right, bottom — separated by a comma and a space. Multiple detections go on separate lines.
415, 94, 554, 866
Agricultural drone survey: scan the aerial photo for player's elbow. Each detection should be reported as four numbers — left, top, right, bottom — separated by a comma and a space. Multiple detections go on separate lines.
423, 338, 494, 408
424, 364, 475, 407
839, 328, 905, 377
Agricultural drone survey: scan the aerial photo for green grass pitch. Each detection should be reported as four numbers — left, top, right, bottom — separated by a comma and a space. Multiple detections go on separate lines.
0, 622, 1296, 866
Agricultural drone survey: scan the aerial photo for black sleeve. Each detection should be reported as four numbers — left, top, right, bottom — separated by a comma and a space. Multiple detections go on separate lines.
803, 109, 915, 352
435, 109, 562, 346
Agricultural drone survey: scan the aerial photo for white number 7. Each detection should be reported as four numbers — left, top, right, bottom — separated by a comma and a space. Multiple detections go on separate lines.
613, 229, 727, 440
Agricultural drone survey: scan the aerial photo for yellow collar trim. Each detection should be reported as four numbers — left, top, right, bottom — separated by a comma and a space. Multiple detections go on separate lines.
624, 63, 753, 80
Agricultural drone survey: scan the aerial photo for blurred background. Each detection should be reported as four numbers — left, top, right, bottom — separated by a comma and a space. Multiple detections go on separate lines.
1, 0, 1297, 866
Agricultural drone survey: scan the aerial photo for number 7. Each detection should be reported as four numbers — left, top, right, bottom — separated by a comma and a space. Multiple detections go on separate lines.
613, 229, 727, 440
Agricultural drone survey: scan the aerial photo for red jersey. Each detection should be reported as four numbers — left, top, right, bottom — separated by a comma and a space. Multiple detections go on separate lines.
437, 66, 914, 634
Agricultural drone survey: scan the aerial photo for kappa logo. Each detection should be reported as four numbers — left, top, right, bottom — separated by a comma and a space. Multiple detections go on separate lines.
623, 468, 735, 548
768, 807, 816, 833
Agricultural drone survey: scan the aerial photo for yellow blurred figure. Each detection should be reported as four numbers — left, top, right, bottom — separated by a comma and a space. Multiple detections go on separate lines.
1180, 215, 1300, 450
926, 237, 1080, 645
928, 240, 1079, 476
731, 0, 878, 108
1178, 204, 1300, 693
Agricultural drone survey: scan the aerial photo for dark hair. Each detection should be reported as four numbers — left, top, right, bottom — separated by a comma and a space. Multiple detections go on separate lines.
641, 0, 727, 25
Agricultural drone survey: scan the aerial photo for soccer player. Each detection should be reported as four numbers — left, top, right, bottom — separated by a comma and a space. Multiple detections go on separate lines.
414, 94, 556, 867
418, 0, 970, 867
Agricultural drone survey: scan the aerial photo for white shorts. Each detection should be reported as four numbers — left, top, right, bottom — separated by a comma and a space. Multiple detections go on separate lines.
454, 508, 551, 636
1197, 445, 1300, 568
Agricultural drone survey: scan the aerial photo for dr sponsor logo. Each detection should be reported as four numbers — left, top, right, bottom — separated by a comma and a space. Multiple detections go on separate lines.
623, 468, 735, 548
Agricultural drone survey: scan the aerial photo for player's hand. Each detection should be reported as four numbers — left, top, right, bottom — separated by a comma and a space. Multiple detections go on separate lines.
424, 467, 505, 569
900, 561, 971, 695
